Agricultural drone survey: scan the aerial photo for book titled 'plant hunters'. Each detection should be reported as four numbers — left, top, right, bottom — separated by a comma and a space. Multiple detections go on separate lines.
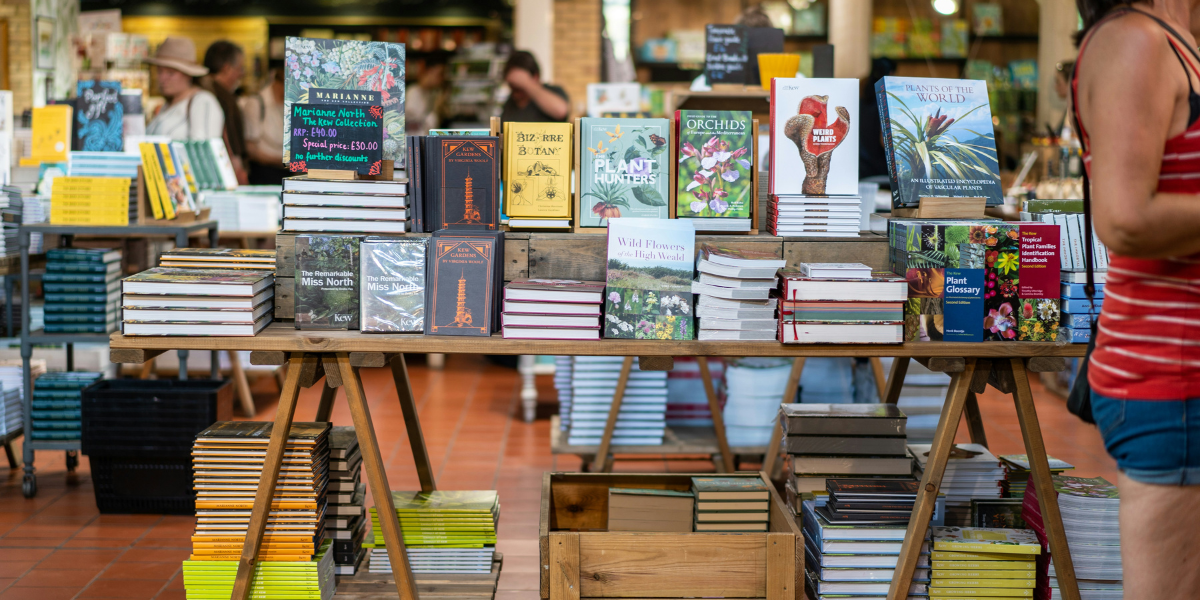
283, 37, 406, 168
426, 237, 496, 337
675, 110, 754, 219
579, 118, 671, 226
604, 218, 695, 339
295, 235, 360, 330
503, 122, 572, 218
876, 77, 1003, 208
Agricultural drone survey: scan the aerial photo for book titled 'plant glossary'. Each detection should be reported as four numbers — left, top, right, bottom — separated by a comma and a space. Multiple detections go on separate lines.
295, 235, 360, 330
604, 218, 695, 340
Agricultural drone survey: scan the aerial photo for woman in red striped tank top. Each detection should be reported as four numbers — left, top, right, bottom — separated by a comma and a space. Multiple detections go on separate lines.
1075, 0, 1200, 594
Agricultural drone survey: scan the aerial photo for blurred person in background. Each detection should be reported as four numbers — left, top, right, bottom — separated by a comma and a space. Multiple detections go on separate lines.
242, 64, 287, 186
204, 40, 249, 184
407, 59, 447, 134
145, 36, 224, 140
499, 51, 569, 123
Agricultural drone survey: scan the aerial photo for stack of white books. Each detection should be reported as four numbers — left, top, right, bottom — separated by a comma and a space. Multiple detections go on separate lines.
281, 176, 408, 234
568, 357, 667, 446
690, 243, 785, 341
501, 279, 603, 340
909, 442, 1003, 527
721, 358, 793, 446
554, 356, 573, 431
768, 194, 863, 237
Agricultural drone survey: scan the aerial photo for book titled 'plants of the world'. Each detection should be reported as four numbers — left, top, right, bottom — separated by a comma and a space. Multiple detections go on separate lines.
876, 77, 1002, 208
675, 110, 754, 219
604, 218, 696, 339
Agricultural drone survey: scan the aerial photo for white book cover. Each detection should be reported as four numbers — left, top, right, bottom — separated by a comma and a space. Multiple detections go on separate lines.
770, 78, 859, 196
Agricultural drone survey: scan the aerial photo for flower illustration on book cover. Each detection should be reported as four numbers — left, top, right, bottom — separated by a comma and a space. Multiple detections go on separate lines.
679, 136, 751, 217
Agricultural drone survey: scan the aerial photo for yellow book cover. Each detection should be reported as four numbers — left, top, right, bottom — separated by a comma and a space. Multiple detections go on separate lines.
29, 105, 71, 163
929, 589, 1033, 598
933, 569, 1036, 579
154, 143, 182, 217
139, 142, 169, 219
502, 122, 572, 218
930, 578, 1035, 588
932, 527, 1041, 556
931, 552, 1035, 563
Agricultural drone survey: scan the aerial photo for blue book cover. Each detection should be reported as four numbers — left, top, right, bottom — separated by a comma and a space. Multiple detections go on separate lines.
1064, 327, 1091, 344
1061, 297, 1102, 314
1060, 282, 1105, 299
1062, 312, 1097, 329
943, 268, 984, 342
74, 81, 123, 152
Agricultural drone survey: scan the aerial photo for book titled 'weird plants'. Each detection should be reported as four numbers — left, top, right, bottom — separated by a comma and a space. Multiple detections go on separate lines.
769, 78, 858, 196
675, 110, 754, 219
579, 118, 671, 226
876, 77, 1002, 208
604, 218, 696, 340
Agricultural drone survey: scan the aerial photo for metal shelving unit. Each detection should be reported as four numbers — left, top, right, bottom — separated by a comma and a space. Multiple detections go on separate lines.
18, 221, 219, 497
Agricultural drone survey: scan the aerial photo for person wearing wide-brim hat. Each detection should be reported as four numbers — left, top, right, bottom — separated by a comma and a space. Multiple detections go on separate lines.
145, 36, 225, 141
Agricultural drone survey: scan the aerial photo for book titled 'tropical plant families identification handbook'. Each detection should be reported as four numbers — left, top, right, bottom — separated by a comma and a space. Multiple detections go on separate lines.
604, 218, 696, 340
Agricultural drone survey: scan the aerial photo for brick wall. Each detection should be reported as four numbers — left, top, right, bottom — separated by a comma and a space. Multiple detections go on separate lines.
1, 0, 32, 115
552, 0, 600, 118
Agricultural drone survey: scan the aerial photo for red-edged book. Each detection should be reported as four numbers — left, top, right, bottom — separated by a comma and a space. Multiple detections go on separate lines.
501, 326, 600, 340
503, 279, 605, 304
779, 271, 907, 302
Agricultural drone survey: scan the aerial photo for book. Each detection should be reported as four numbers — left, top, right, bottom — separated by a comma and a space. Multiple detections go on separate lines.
973, 4, 1004, 35
123, 289, 273, 310
696, 329, 776, 341
607, 488, 694, 532
159, 248, 275, 266
294, 235, 360, 330
504, 279, 605, 304
284, 219, 407, 234
696, 243, 786, 275
691, 476, 769, 500
793, 456, 913, 476
27, 105, 72, 165
503, 122, 573, 219
604, 218, 695, 339
74, 80, 123, 152
426, 235, 496, 336
786, 436, 908, 456
876, 77, 1003, 208
426, 136, 500, 231
282, 177, 408, 196
799, 263, 873, 279
578, 118, 672, 226
283, 37, 406, 168
690, 281, 771, 301
781, 404, 906, 436
121, 268, 273, 297
503, 300, 599, 316
122, 303, 273, 324
931, 527, 1041, 555
782, 301, 904, 323
769, 78, 858, 196
675, 110, 754, 220
360, 238, 426, 333
283, 206, 408, 221
501, 326, 600, 340
780, 272, 907, 301
941, 20, 969, 57
501, 314, 599, 328
122, 315, 272, 336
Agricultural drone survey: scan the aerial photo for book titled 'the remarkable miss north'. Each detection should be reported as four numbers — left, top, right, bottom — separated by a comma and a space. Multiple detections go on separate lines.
295, 235, 361, 330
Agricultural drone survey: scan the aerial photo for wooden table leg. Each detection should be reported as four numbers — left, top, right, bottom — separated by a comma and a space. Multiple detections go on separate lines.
1009, 358, 1081, 600
882, 357, 909, 404
231, 352, 315, 600
762, 357, 805, 479
869, 357, 887, 402
699, 358, 735, 474
963, 391, 989, 448
886, 358, 977, 600
314, 381, 337, 422
229, 350, 256, 417
338, 353, 419, 600
390, 354, 436, 493
591, 357, 634, 473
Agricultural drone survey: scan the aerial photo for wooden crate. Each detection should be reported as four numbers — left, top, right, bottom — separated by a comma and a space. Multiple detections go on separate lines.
540, 472, 801, 600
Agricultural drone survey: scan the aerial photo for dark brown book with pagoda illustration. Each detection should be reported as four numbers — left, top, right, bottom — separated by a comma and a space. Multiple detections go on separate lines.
426, 136, 499, 231
425, 236, 497, 336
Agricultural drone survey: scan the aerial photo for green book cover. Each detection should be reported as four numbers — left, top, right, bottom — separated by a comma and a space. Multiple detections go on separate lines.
579, 118, 671, 226
691, 477, 768, 493
1053, 475, 1118, 499
675, 110, 753, 219
931, 527, 1041, 555
295, 235, 361, 330
610, 487, 693, 498
387, 490, 499, 512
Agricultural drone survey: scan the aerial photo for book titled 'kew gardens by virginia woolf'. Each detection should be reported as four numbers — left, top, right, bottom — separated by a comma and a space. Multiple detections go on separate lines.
426, 236, 496, 337
604, 218, 695, 340
876, 77, 1003, 208
295, 235, 361, 330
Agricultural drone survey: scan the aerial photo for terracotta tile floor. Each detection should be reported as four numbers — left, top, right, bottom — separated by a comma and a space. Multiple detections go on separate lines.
0, 354, 1116, 600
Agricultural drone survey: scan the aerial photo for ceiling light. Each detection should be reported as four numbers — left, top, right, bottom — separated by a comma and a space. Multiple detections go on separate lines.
932, 0, 958, 15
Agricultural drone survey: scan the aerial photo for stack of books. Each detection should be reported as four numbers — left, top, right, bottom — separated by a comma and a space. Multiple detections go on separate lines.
780, 403, 911, 498
768, 194, 863, 237
49, 176, 131, 225
1060, 281, 1104, 344
930, 527, 1040, 599
0, 381, 19, 440
180, 139, 239, 191
803, 479, 934, 599
0, 360, 42, 438
607, 487, 694, 532
720, 358, 792, 446
65, 153, 140, 225
1025, 476, 1122, 600
998, 454, 1073, 498
692, 477, 770, 532
0, 187, 22, 257
501, 278, 603, 340
21, 191, 47, 255
43, 248, 122, 334
778, 264, 906, 344
327, 427, 367, 576
188, 422, 331, 565
28, 372, 101, 442
568, 356, 667, 446
554, 356, 573, 432
120, 267, 275, 336
366, 490, 498, 574
205, 187, 282, 233
910, 443, 1004, 526
181, 541, 336, 600
158, 248, 276, 271
690, 244, 785, 341
282, 176, 408, 234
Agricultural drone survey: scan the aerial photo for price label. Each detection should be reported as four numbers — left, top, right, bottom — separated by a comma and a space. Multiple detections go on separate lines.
288, 103, 385, 175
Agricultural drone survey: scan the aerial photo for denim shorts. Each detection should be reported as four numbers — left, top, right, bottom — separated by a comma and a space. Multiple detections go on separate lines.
1092, 391, 1200, 485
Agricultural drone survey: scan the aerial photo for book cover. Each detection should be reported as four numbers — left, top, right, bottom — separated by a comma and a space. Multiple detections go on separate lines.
360, 238, 426, 333
503, 122, 572, 218
770, 78, 858, 196
931, 527, 1041, 555
1014, 223, 1061, 341
692, 477, 768, 494
30, 105, 72, 163
74, 80, 123, 152
431, 137, 499, 230
283, 37, 406, 168
578, 118, 671, 226
426, 237, 495, 336
941, 20, 969, 57
973, 4, 1004, 35
295, 235, 360, 330
604, 218, 695, 339
876, 77, 1003, 208
675, 110, 753, 219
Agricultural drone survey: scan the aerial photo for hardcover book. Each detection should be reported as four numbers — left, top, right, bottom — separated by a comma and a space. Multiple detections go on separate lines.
578, 118, 671, 226
283, 37, 406, 168
876, 77, 1003, 208
295, 235, 360, 330
426, 136, 499, 231
425, 236, 496, 337
604, 218, 695, 339
931, 527, 1041, 555
503, 122, 572, 218
360, 238, 426, 333
74, 80, 123, 152
769, 78, 858, 196
675, 110, 754, 219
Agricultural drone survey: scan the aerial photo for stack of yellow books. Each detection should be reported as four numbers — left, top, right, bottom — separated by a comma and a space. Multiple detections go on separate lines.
181, 540, 335, 600
49, 177, 131, 225
188, 422, 331, 563
365, 490, 499, 574
930, 526, 1039, 599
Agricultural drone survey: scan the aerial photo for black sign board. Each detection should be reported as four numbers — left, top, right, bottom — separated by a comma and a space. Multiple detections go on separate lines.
745, 27, 785, 87
704, 24, 748, 85
288, 103, 384, 176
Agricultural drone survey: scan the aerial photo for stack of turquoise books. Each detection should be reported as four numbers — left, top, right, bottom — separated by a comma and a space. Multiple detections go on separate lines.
365, 490, 499, 575
42, 247, 121, 334
29, 371, 101, 441
180, 540, 335, 600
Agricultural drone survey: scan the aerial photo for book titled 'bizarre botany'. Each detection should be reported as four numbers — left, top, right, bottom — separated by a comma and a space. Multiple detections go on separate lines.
675, 110, 754, 219
579, 118, 671, 226
503, 122, 573, 219
295, 235, 361, 330
876, 77, 1003, 208
604, 218, 695, 339
769, 78, 858, 196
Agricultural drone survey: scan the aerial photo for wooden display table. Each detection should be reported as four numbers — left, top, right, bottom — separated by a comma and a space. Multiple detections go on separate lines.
108, 327, 1086, 600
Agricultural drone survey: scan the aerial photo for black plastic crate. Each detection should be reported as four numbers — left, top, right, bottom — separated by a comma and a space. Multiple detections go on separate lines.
81, 378, 233, 455
89, 452, 194, 514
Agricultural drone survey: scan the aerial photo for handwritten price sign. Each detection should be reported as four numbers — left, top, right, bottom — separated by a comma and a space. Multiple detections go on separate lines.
288, 103, 384, 175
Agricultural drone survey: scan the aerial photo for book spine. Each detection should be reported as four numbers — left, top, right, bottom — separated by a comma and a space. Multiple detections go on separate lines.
875, 79, 902, 208
1061, 296, 1102, 313
1066, 214, 1086, 271
768, 79, 776, 197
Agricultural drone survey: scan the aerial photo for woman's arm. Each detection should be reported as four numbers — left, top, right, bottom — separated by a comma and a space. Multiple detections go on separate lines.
191, 90, 226, 141
507, 69, 569, 121
1080, 18, 1200, 259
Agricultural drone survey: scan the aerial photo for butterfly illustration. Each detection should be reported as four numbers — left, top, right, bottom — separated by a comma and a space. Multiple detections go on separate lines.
368, 106, 383, 119
605, 125, 623, 141
587, 141, 606, 155
648, 134, 666, 147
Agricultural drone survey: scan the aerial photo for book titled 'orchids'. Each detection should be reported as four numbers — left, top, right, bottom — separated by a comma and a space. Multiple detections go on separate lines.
675, 110, 754, 219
